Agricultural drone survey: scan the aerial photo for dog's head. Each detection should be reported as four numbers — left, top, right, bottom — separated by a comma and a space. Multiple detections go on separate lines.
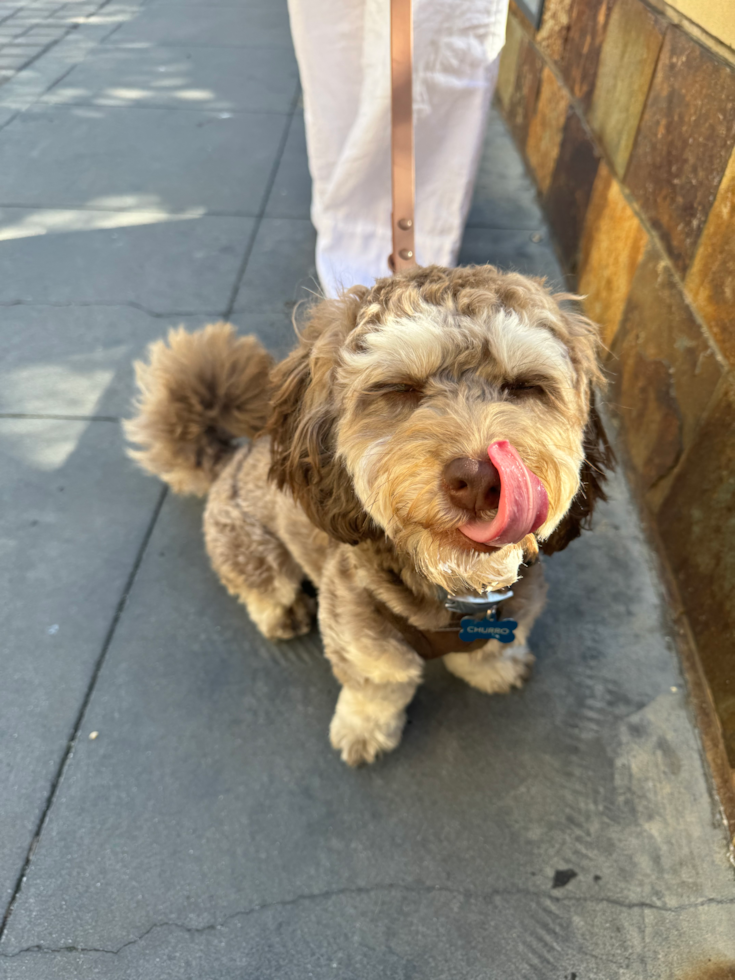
267, 265, 612, 594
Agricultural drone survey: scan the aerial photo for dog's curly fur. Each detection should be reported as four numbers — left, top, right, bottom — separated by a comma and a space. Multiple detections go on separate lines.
125, 265, 612, 766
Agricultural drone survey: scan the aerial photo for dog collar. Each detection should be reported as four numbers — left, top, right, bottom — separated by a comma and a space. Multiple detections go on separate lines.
374, 586, 517, 661
442, 588, 514, 615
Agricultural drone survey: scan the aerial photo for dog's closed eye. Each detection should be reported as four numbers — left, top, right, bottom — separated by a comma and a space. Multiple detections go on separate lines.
365, 380, 424, 398
500, 379, 547, 398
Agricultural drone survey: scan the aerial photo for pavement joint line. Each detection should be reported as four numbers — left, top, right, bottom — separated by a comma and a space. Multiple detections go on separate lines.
0, 412, 120, 421
28, 101, 294, 115
0, 300, 227, 317
223, 80, 301, 320
0, 0, 120, 132
0, 483, 168, 942
98, 41, 299, 51
92, 40, 299, 52
0, 204, 311, 218
0, 31, 69, 76
1, 884, 734, 959
96, 19, 122, 44
0, 0, 111, 87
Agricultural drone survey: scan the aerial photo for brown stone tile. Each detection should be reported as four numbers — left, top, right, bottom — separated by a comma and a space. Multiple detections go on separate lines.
505, 35, 543, 146
611, 243, 723, 506
615, 343, 684, 491
686, 147, 735, 369
544, 110, 601, 271
561, 0, 615, 109
496, 11, 524, 113
578, 164, 648, 347
588, 0, 665, 177
626, 27, 735, 276
526, 66, 570, 194
536, 0, 574, 63
657, 380, 735, 766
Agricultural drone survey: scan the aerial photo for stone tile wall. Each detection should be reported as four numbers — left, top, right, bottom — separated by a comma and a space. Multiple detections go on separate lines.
497, 0, 735, 774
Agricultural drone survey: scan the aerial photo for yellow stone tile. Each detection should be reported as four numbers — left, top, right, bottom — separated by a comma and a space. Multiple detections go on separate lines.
536, 0, 575, 62
526, 66, 570, 194
667, 0, 735, 51
496, 13, 524, 113
578, 164, 648, 347
588, 0, 664, 177
686, 147, 735, 369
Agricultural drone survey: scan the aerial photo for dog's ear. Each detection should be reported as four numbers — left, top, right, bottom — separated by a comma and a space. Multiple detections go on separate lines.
265, 288, 382, 546
540, 390, 615, 556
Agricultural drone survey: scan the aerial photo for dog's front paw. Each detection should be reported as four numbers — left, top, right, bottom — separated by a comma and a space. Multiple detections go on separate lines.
445, 644, 535, 695
329, 707, 406, 767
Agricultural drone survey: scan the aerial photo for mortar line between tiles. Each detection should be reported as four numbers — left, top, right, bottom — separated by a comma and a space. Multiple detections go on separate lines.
223, 83, 301, 319
0, 484, 168, 942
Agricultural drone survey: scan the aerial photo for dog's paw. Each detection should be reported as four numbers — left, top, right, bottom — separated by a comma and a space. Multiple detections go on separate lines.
329, 709, 406, 767
445, 644, 534, 695
256, 592, 316, 641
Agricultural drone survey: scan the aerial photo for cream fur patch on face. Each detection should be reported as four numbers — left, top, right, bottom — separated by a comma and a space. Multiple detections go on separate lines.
343, 301, 575, 395
488, 307, 573, 389
355, 435, 390, 489
343, 304, 450, 384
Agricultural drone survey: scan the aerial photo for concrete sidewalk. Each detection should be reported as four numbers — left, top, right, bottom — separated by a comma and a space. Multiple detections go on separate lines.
0, 1, 733, 976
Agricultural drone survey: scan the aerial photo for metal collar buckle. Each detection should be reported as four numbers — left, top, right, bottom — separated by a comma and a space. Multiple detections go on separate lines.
442, 589, 514, 617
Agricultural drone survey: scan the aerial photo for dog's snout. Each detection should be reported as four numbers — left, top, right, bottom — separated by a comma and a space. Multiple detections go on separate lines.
443, 456, 501, 514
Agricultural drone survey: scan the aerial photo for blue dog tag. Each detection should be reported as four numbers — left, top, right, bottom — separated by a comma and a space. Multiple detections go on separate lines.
459, 616, 518, 644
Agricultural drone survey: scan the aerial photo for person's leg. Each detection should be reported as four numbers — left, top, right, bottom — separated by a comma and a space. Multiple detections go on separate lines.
288, 0, 509, 296
287, 0, 365, 204
287, 0, 368, 293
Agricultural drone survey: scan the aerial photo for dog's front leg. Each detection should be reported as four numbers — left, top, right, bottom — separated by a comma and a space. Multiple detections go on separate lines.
319, 557, 424, 766
328, 678, 419, 767
444, 560, 548, 694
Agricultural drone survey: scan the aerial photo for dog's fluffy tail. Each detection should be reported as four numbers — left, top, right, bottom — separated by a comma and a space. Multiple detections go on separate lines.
124, 322, 273, 496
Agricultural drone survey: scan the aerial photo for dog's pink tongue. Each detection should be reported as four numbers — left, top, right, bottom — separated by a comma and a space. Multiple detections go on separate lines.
460, 440, 548, 546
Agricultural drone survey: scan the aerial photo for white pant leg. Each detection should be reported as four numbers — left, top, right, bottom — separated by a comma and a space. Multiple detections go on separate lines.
287, 0, 509, 297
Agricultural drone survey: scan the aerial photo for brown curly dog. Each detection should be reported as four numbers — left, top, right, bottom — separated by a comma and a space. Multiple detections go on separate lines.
125, 264, 612, 766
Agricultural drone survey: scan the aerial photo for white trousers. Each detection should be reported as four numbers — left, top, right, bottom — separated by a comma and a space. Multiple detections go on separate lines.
287, 0, 509, 296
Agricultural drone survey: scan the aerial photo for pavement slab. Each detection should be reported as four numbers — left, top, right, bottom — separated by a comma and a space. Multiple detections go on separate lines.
0, 478, 734, 978
108, 0, 293, 50
459, 225, 565, 284
0, 105, 289, 213
0, 23, 124, 118
0, 306, 226, 417
229, 310, 301, 362
265, 112, 311, 220
40, 42, 300, 113
233, 216, 319, 314
0, 209, 255, 312
0, 417, 162, 914
0, 305, 302, 419
467, 106, 547, 231
0, 0, 105, 85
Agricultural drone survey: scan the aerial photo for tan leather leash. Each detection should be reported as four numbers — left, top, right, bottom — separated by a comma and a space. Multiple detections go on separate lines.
389, 0, 417, 273
385, 8, 536, 659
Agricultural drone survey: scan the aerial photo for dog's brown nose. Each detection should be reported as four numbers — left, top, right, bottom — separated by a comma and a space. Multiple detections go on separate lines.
443, 456, 501, 514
